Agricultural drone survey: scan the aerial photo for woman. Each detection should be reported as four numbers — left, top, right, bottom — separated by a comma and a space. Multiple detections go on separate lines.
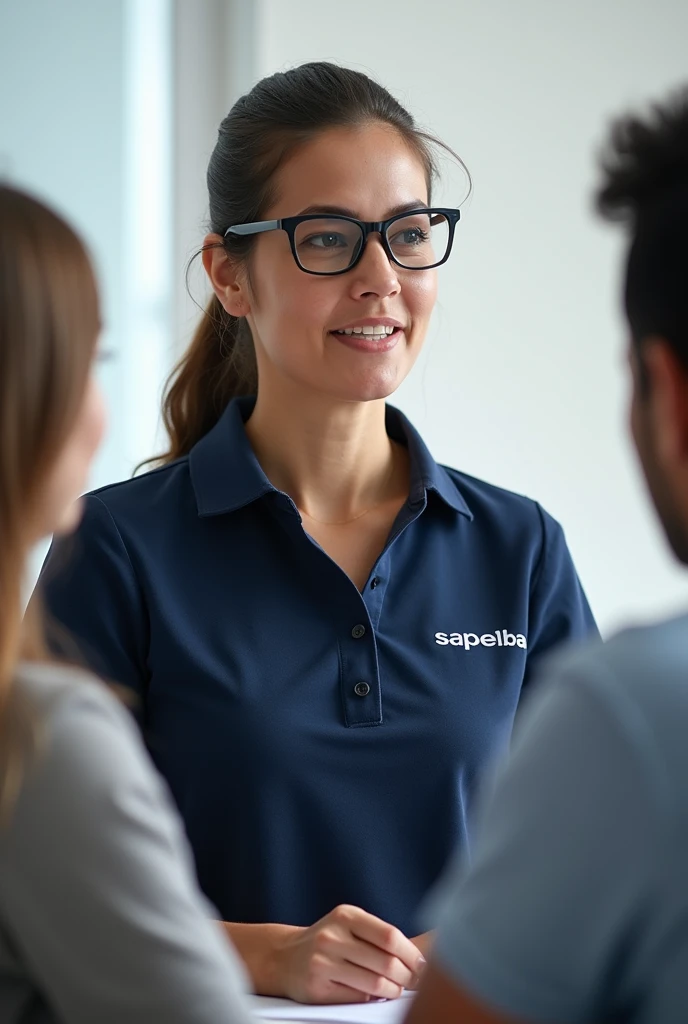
40, 62, 597, 1004
0, 185, 253, 1022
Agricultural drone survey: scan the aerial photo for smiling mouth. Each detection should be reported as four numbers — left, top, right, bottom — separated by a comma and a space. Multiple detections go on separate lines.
331, 325, 400, 338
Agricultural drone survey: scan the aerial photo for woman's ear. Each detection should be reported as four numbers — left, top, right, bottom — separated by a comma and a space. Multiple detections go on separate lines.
202, 234, 250, 317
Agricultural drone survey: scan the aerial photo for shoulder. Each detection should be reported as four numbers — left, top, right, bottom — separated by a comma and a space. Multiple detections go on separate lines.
440, 465, 538, 513
439, 464, 565, 553
12, 660, 148, 798
15, 659, 129, 720
530, 615, 688, 809
70, 459, 194, 548
540, 613, 688, 711
87, 458, 191, 519
4, 661, 181, 876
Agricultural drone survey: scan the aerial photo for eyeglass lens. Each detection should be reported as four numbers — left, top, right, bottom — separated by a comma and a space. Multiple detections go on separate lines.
292, 212, 450, 273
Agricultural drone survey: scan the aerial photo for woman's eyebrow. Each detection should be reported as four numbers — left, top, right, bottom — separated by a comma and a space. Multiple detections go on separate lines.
295, 199, 429, 218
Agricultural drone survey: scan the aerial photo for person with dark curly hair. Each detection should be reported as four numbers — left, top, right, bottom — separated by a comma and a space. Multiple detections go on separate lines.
407, 84, 688, 1024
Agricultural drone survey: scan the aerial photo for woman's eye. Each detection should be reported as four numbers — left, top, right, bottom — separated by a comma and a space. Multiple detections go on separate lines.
391, 227, 428, 246
305, 233, 347, 248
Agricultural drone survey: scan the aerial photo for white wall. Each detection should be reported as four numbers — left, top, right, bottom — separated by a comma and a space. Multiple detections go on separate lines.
173, 0, 259, 356
0, 0, 257, 482
1, 0, 256, 590
0, 0, 176, 486
254, 0, 688, 635
0, 0, 129, 487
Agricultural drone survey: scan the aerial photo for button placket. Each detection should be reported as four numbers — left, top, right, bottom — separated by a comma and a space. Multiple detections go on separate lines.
339, 596, 381, 726
362, 555, 391, 632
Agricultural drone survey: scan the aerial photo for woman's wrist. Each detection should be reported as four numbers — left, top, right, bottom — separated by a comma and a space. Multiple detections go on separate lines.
222, 920, 304, 996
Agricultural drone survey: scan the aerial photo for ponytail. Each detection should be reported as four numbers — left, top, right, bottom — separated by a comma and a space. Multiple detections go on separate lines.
159, 294, 257, 463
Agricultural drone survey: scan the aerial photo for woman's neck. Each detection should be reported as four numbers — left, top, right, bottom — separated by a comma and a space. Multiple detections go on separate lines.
244, 384, 405, 523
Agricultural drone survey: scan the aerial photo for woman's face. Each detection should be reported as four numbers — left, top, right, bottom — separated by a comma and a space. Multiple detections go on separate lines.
217, 123, 439, 403
32, 369, 106, 541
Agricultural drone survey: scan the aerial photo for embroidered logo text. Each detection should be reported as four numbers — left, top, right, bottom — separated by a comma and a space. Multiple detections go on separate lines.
434, 631, 527, 650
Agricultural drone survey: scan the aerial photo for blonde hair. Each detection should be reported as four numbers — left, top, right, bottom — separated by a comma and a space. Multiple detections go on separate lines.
0, 186, 99, 813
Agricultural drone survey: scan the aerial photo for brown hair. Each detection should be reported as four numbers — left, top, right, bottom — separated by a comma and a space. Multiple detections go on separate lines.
0, 185, 99, 813
157, 61, 467, 464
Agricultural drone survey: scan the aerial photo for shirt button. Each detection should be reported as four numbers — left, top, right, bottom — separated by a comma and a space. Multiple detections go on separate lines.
370, 577, 380, 589
351, 624, 366, 639
354, 681, 370, 697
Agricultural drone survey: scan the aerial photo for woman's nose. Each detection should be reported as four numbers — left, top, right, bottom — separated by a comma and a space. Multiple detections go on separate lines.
349, 234, 401, 298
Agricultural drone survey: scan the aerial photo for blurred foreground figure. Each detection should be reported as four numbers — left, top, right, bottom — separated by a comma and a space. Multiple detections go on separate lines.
407, 85, 688, 1024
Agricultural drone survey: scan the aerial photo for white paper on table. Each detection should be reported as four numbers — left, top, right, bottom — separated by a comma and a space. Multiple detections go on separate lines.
248, 990, 414, 1022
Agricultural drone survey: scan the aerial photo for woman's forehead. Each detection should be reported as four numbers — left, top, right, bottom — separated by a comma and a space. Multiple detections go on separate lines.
266, 124, 430, 219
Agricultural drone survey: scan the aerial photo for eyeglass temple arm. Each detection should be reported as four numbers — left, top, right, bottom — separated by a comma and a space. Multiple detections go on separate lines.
224, 220, 281, 238
429, 210, 461, 225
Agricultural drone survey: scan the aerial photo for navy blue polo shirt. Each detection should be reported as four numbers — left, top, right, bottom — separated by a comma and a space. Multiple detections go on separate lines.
40, 397, 596, 937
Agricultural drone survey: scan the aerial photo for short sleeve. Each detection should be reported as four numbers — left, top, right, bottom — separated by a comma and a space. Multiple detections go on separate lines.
430, 665, 659, 1022
524, 505, 598, 683
37, 494, 149, 697
0, 679, 252, 1024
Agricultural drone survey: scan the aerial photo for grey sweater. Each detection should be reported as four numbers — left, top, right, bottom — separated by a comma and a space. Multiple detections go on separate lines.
0, 662, 253, 1023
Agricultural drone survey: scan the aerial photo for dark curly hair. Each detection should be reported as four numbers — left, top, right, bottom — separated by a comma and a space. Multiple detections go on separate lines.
596, 87, 688, 363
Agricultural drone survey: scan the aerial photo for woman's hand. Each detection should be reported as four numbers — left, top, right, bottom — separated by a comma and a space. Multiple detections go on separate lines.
224, 906, 425, 1003
276, 904, 426, 1004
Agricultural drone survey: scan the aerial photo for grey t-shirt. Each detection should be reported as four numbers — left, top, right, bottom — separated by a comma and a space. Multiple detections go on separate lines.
0, 661, 253, 1024
430, 613, 688, 1023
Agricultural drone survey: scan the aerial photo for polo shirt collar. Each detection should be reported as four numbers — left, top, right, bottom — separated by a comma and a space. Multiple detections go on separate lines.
189, 396, 473, 519
385, 405, 473, 518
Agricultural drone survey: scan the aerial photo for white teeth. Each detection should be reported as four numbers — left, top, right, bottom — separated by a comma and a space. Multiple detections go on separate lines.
335, 325, 396, 336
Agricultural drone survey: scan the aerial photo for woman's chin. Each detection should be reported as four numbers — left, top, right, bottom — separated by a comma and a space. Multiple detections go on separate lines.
322, 367, 407, 404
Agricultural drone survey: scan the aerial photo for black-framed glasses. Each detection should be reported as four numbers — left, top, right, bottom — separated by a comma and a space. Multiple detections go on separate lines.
224, 207, 460, 276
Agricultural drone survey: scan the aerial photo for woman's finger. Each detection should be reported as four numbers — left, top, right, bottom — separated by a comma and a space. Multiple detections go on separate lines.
328, 958, 405, 1001
344, 907, 425, 975
341, 940, 416, 989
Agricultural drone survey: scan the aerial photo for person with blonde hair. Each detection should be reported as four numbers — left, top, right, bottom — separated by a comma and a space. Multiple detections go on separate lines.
0, 185, 253, 1022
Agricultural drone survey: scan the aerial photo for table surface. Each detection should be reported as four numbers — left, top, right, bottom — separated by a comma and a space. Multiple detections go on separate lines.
248, 991, 414, 1023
